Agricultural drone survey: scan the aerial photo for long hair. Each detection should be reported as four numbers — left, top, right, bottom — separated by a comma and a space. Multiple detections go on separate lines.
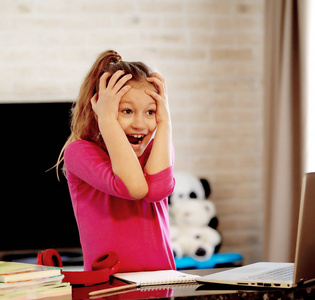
56, 50, 153, 179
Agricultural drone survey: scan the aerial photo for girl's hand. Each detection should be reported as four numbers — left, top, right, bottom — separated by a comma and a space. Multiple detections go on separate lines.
91, 70, 132, 122
144, 73, 172, 174
90, 70, 148, 199
146, 73, 171, 125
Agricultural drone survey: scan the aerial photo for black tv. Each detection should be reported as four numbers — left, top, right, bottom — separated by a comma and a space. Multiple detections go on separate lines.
0, 102, 81, 261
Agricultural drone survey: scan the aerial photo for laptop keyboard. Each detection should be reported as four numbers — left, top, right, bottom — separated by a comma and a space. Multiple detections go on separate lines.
242, 265, 294, 282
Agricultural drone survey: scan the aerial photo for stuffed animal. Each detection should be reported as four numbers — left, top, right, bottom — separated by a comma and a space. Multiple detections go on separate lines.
169, 172, 221, 261
170, 171, 211, 203
169, 171, 218, 229
169, 225, 183, 259
170, 200, 221, 260
174, 225, 221, 261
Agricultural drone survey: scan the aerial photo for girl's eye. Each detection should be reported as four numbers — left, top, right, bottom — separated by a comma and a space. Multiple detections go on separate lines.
123, 109, 132, 114
147, 110, 156, 115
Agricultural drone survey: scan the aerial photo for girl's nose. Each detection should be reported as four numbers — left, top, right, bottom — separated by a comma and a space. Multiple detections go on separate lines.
131, 114, 146, 130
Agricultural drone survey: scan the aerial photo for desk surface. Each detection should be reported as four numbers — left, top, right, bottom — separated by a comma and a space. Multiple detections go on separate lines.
72, 268, 315, 300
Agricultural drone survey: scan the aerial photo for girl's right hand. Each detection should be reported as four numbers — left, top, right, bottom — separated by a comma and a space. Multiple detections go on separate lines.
91, 70, 132, 122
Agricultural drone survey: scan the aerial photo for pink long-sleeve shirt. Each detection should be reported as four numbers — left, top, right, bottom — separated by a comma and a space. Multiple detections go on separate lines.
64, 139, 176, 272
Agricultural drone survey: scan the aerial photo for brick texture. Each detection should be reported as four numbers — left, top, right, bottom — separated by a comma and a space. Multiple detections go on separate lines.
0, 0, 265, 264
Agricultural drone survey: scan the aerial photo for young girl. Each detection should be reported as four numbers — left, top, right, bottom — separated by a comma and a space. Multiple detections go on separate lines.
59, 50, 176, 272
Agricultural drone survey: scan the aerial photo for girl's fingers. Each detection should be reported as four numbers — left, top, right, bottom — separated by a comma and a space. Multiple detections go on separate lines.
117, 84, 132, 98
106, 70, 125, 90
149, 72, 165, 84
145, 89, 161, 102
99, 70, 132, 96
145, 88, 167, 109
99, 72, 112, 91
147, 74, 166, 97
145, 89, 170, 124
112, 74, 132, 94
147, 77, 164, 95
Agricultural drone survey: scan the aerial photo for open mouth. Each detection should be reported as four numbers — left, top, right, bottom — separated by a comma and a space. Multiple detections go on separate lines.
127, 134, 145, 145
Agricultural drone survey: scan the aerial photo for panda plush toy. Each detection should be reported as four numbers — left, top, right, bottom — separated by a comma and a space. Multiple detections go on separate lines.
170, 171, 211, 202
169, 171, 221, 261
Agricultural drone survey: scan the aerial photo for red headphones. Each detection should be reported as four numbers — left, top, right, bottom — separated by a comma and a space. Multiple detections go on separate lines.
37, 249, 120, 286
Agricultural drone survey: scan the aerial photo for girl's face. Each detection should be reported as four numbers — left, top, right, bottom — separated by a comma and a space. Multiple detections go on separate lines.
118, 80, 157, 157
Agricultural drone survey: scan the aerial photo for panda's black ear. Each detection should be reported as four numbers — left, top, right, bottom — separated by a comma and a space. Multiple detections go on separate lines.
168, 195, 172, 205
208, 216, 219, 229
200, 178, 211, 198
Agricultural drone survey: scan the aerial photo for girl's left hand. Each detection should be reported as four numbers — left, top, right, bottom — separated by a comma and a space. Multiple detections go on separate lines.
146, 73, 171, 125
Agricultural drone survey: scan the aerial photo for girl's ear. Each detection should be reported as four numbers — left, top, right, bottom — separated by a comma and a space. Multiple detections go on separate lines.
90, 93, 99, 120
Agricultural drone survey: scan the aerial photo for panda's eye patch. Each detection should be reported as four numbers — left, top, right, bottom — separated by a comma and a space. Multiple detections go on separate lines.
189, 192, 197, 198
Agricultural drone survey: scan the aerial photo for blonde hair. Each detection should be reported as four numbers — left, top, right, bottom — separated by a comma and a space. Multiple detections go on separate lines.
56, 50, 153, 179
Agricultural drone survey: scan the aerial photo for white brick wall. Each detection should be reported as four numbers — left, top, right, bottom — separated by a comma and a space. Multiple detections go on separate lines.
0, 0, 265, 264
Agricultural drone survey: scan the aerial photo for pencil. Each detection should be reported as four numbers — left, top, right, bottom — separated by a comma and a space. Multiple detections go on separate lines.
89, 283, 138, 296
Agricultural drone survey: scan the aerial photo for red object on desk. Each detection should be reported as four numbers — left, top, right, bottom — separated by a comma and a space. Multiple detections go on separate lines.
37, 249, 120, 286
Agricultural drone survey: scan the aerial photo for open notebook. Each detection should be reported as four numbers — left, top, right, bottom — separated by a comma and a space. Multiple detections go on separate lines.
113, 270, 199, 286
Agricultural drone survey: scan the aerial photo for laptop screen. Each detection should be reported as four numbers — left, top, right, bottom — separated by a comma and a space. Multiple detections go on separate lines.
293, 172, 315, 284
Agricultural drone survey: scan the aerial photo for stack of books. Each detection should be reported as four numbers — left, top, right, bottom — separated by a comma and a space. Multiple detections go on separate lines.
0, 261, 71, 299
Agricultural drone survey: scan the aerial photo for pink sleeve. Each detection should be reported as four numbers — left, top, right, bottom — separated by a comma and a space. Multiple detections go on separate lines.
64, 140, 175, 202
64, 140, 134, 200
144, 166, 175, 202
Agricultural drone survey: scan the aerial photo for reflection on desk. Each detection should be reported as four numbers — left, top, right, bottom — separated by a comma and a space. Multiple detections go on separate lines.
72, 268, 315, 299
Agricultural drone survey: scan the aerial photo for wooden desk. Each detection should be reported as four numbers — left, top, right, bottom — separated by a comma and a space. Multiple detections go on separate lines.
72, 268, 315, 299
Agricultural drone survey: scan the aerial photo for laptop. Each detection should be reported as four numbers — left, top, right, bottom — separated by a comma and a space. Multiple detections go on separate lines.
197, 172, 315, 289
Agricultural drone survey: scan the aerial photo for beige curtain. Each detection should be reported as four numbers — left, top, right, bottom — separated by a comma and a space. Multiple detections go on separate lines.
264, 0, 307, 262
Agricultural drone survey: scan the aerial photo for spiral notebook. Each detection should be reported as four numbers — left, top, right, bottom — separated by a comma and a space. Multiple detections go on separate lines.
113, 270, 200, 286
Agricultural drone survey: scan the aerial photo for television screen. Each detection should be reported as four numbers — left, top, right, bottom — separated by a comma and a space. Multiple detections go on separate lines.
0, 102, 81, 254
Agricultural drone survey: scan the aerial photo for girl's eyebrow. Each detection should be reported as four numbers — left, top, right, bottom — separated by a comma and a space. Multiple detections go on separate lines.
119, 100, 135, 106
119, 100, 132, 104
120, 99, 156, 106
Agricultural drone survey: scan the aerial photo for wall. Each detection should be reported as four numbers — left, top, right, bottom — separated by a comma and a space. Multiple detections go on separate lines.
0, 0, 265, 264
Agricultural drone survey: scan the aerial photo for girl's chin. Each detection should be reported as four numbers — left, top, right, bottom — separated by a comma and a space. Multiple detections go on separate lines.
130, 137, 152, 157
131, 142, 146, 157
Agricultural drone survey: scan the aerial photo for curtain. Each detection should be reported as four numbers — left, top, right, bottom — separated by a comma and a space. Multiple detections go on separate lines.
263, 0, 307, 262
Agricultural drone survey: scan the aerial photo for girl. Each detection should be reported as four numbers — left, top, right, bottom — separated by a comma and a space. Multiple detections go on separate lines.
58, 50, 176, 272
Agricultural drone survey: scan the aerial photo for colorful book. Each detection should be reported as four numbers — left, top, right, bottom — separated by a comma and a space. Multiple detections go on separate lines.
0, 275, 64, 291
0, 261, 61, 283
0, 282, 71, 299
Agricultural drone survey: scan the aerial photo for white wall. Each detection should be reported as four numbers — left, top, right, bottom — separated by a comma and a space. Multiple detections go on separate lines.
0, 0, 265, 264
